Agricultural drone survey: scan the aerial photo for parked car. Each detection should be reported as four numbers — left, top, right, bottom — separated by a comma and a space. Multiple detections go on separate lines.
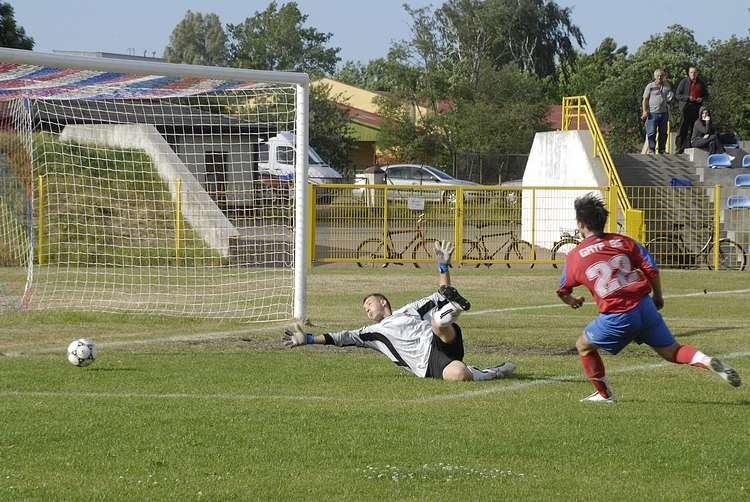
353, 164, 480, 203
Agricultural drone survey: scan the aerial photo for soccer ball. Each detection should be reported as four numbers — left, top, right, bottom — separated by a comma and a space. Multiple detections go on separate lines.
67, 338, 96, 367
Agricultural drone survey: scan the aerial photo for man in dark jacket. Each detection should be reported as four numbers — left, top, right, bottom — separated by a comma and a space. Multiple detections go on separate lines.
675, 65, 709, 154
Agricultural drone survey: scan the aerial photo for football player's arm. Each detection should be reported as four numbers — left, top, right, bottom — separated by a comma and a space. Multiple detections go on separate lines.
282, 323, 367, 348
635, 242, 664, 310
556, 265, 584, 309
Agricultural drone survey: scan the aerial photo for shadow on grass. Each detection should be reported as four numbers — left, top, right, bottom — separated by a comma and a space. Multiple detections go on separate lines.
623, 397, 750, 407
85, 367, 140, 372
674, 326, 744, 338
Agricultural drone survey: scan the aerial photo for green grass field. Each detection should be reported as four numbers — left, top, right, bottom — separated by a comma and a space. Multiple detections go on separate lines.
1, 267, 748, 500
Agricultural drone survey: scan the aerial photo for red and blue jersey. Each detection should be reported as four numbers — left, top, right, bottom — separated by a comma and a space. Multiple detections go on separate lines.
556, 233, 659, 313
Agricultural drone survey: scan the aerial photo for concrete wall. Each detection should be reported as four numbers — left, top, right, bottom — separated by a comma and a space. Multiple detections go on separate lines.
521, 130, 609, 249
173, 133, 256, 206
60, 124, 238, 257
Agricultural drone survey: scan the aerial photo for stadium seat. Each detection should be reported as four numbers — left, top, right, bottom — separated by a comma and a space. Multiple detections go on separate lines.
707, 153, 733, 169
743, 154, 750, 168
727, 195, 750, 209
735, 174, 750, 187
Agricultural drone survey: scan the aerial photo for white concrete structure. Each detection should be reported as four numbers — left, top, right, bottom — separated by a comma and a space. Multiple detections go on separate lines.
60, 124, 239, 257
521, 130, 608, 249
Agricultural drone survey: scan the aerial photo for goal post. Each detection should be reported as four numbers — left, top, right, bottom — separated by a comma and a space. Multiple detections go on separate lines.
0, 47, 309, 322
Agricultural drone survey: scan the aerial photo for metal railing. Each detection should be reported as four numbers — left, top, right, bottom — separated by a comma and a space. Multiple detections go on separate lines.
561, 96, 632, 213
309, 184, 747, 271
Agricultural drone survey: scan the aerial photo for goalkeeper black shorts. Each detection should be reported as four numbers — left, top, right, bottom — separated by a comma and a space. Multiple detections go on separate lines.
425, 324, 464, 379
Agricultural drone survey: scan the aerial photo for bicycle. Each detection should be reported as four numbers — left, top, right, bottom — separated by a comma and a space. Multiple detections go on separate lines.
645, 223, 746, 271
461, 222, 536, 268
550, 229, 582, 269
355, 213, 434, 268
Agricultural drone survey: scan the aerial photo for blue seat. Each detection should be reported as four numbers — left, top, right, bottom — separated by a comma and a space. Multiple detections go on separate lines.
727, 195, 750, 209
707, 153, 732, 168
743, 154, 750, 168
735, 174, 750, 187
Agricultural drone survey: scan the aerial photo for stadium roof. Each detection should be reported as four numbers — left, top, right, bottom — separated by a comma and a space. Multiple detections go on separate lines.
0, 63, 266, 101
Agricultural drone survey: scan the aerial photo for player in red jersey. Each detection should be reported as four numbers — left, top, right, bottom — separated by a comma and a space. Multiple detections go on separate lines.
556, 193, 741, 403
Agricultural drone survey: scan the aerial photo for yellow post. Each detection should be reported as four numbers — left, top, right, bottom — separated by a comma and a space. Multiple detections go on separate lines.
175, 178, 182, 262
625, 209, 645, 243
455, 187, 463, 264
308, 183, 315, 267
666, 120, 671, 154
712, 184, 721, 270
382, 185, 389, 262
37, 174, 44, 265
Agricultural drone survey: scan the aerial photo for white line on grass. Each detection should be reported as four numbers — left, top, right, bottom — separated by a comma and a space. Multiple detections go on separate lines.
2, 351, 747, 405
409, 351, 750, 403
465, 287, 750, 316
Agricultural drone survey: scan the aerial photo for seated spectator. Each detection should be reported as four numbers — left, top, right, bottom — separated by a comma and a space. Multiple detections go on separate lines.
691, 107, 723, 154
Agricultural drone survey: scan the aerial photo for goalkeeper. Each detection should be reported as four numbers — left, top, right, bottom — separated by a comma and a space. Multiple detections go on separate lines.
283, 241, 516, 381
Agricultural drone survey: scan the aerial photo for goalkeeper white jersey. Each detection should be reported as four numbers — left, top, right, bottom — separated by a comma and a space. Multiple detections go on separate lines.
327, 292, 446, 378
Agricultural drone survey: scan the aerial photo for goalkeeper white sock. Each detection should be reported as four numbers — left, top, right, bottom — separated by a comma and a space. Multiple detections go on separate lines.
467, 365, 495, 381
432, 301, 461, 326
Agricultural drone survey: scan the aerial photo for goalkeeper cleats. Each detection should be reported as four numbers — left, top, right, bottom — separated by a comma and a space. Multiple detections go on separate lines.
467, 361, 516, 381
486, 361, 516, 379
709, 358, 741, 387
438, 285, 471, 311
580, 391, 616, 404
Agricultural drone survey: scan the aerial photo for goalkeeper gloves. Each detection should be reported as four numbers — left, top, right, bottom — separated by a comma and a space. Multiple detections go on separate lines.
434, 240, 454, 273
282, 322, 314, 347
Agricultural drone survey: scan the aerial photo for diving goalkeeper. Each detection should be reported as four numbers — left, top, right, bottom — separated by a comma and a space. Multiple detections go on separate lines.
283, 241, 516, 381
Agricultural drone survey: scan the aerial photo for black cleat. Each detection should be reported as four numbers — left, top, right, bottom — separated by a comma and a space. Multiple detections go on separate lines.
438, 285, 471, 311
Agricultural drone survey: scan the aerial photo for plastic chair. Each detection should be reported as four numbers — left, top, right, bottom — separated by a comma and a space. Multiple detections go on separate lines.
742, 154, 750, 168
727, 195, 750, 209
707, 153, 733, 169
735, 174, 750, 187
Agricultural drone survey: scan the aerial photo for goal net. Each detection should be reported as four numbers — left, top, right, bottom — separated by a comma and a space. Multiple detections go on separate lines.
0, 49, 309, 321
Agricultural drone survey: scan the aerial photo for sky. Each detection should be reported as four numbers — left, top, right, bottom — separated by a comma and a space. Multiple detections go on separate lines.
11, 0, 750, 65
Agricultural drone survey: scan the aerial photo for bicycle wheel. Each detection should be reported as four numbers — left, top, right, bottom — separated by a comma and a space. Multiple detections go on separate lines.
461, 239, 482, 268
356, 239, 388, 268
505, 240, 536, 269
707, 239, 747, 271
645, 237, 683, 268
550, 237, 579, 269
411, 238, 434, 268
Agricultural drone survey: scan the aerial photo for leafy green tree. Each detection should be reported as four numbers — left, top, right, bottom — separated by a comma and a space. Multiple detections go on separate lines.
334, 59, 399, 92
702, 36, 750, 139
556, 38, 628, 100
227, 1, 339, 75
434, 0, 584, 80
164, 11, 227, 66
308, 83, 357, 177
0, 2, 33, 49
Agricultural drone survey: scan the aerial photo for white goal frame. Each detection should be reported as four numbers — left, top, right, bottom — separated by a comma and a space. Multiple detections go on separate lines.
0, 47, 309, 321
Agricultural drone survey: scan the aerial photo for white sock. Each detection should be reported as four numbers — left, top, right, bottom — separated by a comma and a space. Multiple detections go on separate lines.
432, 301, 460, 327
467, 365, 494, 381
690, 350, 711, 367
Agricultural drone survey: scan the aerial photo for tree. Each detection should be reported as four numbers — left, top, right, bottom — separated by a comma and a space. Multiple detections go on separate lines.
164, 10, 227, 66
308, 83, 357, 177
702, 36, 750, 140
0, 2, 33, 50
226, 1, 339, 75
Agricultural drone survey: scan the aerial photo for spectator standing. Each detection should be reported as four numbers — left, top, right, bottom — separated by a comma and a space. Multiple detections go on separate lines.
641, 69, 674, 154
675, 66, 709, 154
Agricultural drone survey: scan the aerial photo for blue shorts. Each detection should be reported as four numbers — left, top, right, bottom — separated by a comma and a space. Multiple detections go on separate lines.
584, 296, 675, 355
